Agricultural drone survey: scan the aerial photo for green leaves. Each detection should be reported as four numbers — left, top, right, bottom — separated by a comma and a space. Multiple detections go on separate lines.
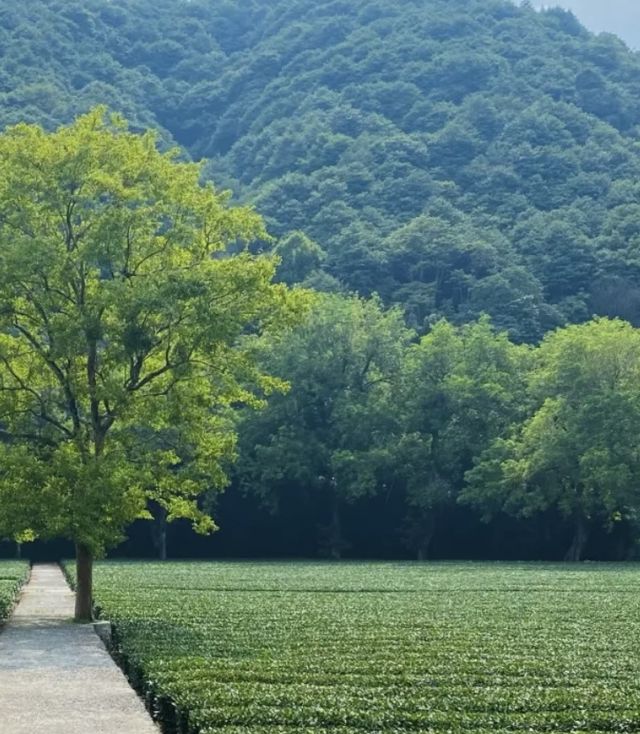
5, 0, 640, 337
0, 109, 305, 555
463, 318, 640, 559
390, 319, 529, 554
235, 293, 411, 555
0, 562, 29, 622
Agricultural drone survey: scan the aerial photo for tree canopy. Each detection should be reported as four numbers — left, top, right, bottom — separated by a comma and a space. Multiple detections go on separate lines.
391, 318, 529, 558
0, 109, 302, 616
237, 293, 411, 558
462, 319, 640, 560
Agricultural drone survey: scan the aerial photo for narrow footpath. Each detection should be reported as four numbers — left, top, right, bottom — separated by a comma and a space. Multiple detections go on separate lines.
0, 563, 159, 733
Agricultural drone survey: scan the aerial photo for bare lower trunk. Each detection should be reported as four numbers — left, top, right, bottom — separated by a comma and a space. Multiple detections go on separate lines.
416, 514, 436, 561
150, 502, 168, 561
75, 543, 94, 622
329, 498, 342, 560
157, 525, 167, 562
564, 514, 589, 562
15, 541, 21, 560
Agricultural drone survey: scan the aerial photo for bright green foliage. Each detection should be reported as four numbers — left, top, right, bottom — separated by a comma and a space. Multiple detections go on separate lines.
65, 560, 640, 732
0, 109, 303, 556
463, 319, 640, 560
3, 1, 640, 335
393, 319, 529, 557
237, 294, 412, 557
0, 562, 29, 621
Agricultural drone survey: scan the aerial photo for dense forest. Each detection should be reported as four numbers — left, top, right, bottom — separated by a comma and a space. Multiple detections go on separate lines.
3, 0, 640, 560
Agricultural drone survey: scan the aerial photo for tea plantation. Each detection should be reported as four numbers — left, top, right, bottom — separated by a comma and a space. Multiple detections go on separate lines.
80, 562, 640, 733
0, 561, 29, 621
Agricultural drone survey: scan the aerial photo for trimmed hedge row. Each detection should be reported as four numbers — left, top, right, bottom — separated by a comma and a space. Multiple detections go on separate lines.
69, 561, 640, 733
0, 561, 29, 621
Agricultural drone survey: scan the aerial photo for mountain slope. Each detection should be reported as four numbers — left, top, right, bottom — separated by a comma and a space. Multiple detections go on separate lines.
2, 0, 640, 339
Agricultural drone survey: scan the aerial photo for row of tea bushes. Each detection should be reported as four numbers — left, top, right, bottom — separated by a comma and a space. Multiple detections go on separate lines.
69, 561, 640, 733
0, 561, 29, 621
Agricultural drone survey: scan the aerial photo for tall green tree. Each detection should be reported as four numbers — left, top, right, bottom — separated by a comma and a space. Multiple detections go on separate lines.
0, 109, 301, 619
237, 293, 412, 558
462, 318, 640, 561
393, 319, 529, 558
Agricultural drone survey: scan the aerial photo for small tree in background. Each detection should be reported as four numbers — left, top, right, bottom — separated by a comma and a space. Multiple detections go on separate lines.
0, 109, 303, 620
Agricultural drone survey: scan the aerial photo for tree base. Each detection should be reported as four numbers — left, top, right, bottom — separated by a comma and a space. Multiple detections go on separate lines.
74, 543, 94, 622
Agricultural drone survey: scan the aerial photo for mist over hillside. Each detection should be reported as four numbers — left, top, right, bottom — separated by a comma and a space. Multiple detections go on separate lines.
530, 0, 640, 49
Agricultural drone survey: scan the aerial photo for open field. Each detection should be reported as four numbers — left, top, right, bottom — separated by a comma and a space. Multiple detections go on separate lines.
79, 561, 640, 733
0, 561, 29, 622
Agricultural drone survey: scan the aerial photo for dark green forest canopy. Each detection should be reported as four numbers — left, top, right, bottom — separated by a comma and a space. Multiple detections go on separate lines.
3, 0, 640, 339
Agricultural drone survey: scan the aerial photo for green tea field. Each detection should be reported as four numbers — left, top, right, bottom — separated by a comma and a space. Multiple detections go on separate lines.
0, 561, 29, 622
83, 562, 640, 733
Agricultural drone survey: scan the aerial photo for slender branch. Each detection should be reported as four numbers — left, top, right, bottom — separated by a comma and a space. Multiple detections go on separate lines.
12, 323, 82, 433
0, 357, 74, 439
0, 428, 57, 448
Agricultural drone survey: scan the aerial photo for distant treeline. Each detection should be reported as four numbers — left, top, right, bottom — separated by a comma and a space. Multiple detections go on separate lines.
101, 299, 640, 563
11, 298, 640, 562
224, 296, 640, 563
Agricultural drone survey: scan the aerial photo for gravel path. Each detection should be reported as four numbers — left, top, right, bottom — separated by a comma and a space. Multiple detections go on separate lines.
0, 563, 159, 733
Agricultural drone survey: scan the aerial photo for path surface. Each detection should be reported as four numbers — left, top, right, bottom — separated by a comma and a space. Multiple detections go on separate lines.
0, 564, 159, 734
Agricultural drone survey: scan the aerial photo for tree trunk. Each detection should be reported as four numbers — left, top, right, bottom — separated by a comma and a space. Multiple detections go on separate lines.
416, 513, 436, 561
329, 497, 342, 560
564, 514, 589, 562
157, 523, 167, 562
74, 543, 94, 622
150, 502, 168, 561
15, 541, 21, 560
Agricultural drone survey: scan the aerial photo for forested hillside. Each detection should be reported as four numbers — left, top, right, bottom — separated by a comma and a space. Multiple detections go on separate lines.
4, 0, 640, 341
